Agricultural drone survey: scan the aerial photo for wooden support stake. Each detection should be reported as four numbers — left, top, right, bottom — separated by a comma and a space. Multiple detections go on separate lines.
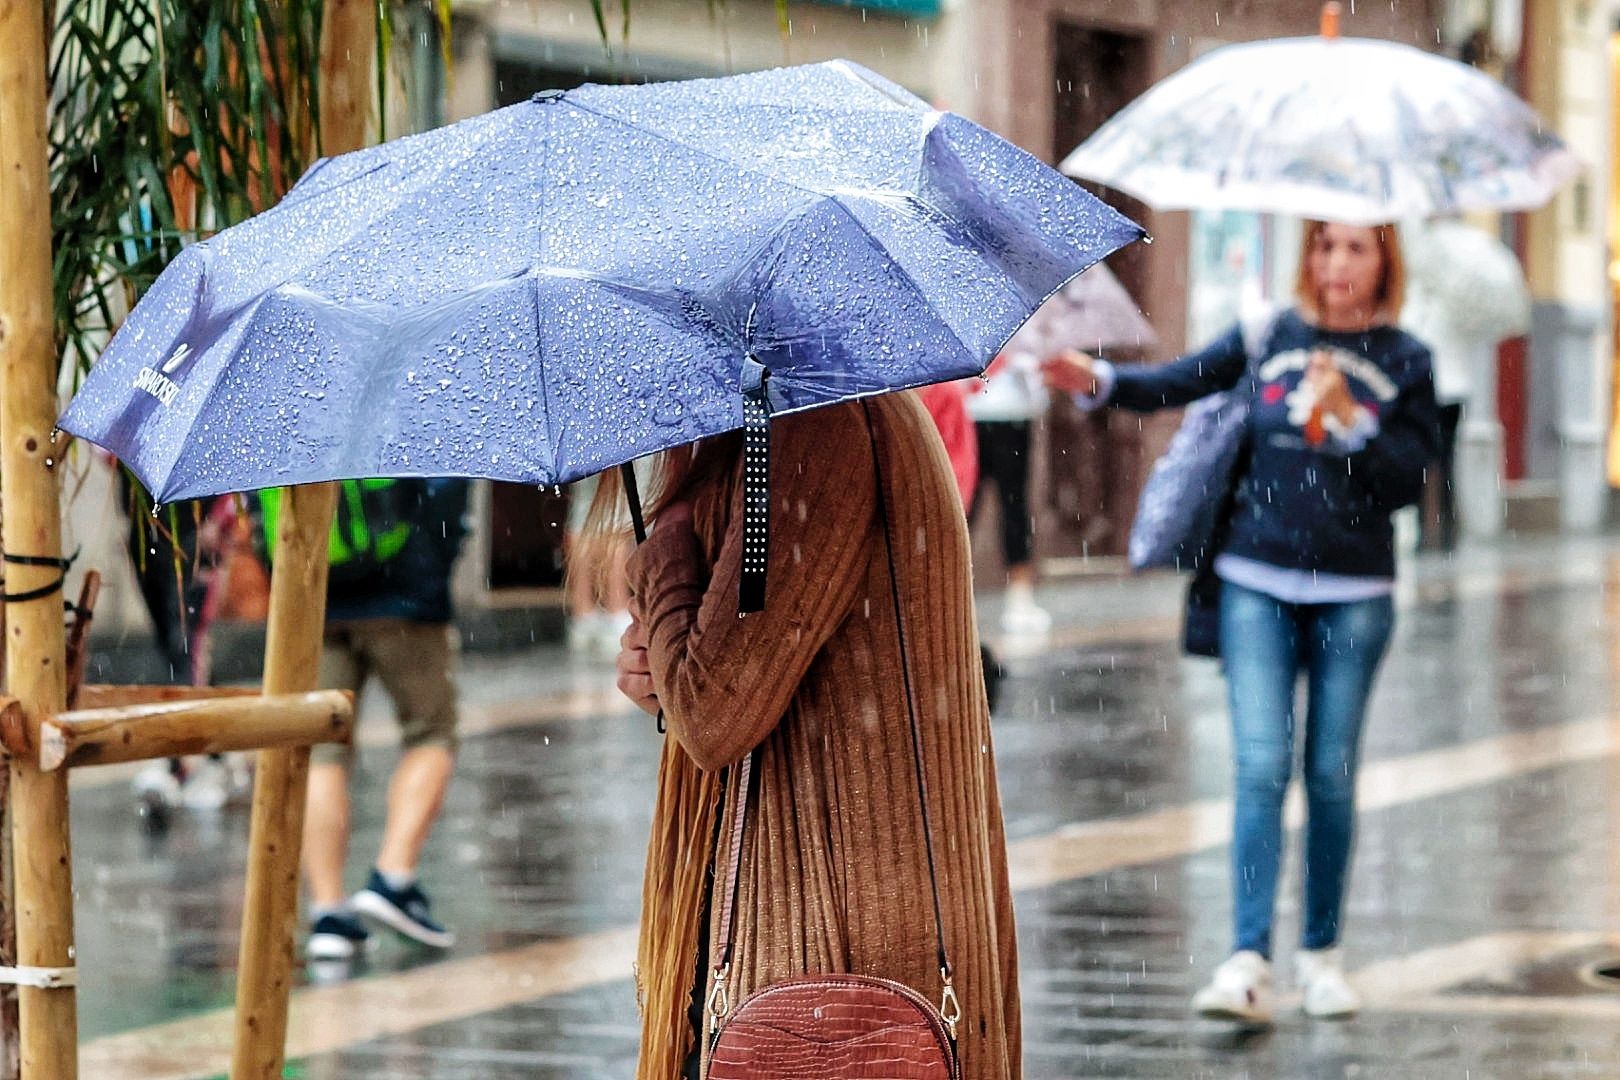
71, 683, 258, 712
37, 690, 352, 771
0, 756, 13, 1080
0, 1, 78, 1075
231, 4, 369, 1076
228, 484, 337, 1080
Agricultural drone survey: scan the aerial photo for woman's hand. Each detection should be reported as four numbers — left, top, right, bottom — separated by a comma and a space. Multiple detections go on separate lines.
1041, 349, 1101, 397
617, 499, 696, 719
1303, 351, 1359, 426
615, 618, 660, 717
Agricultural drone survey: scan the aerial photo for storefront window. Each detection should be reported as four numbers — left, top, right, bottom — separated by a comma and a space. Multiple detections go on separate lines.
1187, 210, 1266, 347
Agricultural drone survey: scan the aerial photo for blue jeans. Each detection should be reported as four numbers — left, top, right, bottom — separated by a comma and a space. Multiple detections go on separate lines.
1220, 580, 1394, 958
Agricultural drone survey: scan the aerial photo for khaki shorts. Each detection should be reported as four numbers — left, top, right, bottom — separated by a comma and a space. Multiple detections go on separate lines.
313, 619, 460, 768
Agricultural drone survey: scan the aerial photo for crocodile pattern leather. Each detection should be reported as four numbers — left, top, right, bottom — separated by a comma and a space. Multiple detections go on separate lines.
708, 975, 958, 1080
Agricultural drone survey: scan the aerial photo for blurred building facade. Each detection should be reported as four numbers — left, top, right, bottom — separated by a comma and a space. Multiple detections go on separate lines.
1464, 0, 1614, 534
445, 0, 1546, 603
66, 0, 1620, 647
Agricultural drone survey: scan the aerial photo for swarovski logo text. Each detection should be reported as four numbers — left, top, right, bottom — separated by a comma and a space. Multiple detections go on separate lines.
134, 367, 180, 406
162, 341, 192, 373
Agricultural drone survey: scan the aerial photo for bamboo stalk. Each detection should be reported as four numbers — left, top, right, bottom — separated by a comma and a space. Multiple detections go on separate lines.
0, 0, 78, 1074
231, 4, 369, 1076
36, 690, 352, 772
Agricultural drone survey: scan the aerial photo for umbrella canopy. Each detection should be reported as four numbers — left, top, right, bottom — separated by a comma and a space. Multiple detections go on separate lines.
1059, 34, 1581, 225
60, 60, 1142, 505
1003, 262, 1158, 358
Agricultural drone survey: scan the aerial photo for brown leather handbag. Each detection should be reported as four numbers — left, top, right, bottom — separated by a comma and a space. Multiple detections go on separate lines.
704, 402, 963, 1080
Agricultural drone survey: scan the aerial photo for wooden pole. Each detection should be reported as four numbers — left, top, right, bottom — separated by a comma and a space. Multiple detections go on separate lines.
230, 9, 374, 1075
0, 0, 78, 1075
35, 690, 352, 771
71, 683, 260, 711
0, 758, 13, 1080
228, 483, 338, 1080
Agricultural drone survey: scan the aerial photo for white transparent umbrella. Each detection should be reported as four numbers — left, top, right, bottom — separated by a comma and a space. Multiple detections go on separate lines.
1060, 5, 1581, 225
1004, 263, 1159, 359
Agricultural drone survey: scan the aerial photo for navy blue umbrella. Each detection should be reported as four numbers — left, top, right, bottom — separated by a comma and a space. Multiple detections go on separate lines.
60, 60, 1142, 606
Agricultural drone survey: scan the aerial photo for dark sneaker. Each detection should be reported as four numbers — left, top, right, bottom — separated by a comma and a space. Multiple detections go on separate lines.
352, 869, 455, 949
307, 910, 371, 961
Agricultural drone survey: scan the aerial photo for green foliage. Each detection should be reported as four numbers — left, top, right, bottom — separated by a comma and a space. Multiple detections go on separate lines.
49, 0, 327, 387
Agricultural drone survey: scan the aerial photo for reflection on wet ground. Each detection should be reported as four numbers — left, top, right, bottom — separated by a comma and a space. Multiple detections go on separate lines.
65, 535, 1620, 1078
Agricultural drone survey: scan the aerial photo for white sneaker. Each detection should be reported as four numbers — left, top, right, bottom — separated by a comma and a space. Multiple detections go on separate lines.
1192, 950, 1274, 1024
1297, 947, 1360, 1018
1000, 592, 1052, 636
224, 755, 254, 805
132, 762, 182, 813
180, 757, 230, 810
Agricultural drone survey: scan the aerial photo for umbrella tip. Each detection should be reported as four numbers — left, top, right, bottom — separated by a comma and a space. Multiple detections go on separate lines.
1320, 1, 1342, 39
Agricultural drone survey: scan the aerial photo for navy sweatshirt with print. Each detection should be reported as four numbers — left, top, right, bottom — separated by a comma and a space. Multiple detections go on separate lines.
1110, 309, 1441, 579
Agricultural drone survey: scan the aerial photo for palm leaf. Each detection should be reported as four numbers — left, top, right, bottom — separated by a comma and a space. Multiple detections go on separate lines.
49, 0, 330, 382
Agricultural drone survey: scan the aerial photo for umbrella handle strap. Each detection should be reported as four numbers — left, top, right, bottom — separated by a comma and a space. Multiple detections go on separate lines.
738, 364, 772, 615
619, 465, 664, 734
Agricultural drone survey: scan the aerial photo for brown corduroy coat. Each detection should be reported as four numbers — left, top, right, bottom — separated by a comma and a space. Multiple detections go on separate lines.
627, 392, 1021, 1080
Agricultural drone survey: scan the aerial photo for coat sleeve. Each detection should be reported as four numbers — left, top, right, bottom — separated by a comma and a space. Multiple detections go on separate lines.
1344, 343, 1443, 511
1108, 324, 1249, 412
626, 405, 877, 772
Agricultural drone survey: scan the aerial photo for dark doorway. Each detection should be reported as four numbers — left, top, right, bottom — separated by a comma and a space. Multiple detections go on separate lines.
1052, 25, 1153, 302
1042, 23, 1155, 561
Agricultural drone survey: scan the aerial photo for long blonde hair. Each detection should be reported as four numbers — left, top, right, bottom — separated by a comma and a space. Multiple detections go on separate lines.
1293, 220, 1406, 324
572, 433, 743, 1079
574, 434, 741, 587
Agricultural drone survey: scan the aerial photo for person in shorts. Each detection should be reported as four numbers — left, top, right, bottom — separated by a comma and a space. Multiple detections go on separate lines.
301, 478, 470, 962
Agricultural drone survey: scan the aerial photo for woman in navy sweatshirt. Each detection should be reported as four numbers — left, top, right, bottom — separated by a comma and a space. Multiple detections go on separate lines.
1045, 221, 1440, 1025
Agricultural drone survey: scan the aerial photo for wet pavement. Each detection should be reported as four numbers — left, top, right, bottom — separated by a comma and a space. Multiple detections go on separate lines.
60, 534, 1620, 1078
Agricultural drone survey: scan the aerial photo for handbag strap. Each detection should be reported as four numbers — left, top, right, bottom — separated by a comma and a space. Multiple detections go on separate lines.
705, 399, 961, 1041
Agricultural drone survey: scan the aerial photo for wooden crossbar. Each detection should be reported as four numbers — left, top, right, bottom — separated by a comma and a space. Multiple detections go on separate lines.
72, 684, 260, 711
36, 691, 352, 771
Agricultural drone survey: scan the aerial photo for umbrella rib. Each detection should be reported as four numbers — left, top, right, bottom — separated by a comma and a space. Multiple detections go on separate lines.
837, 184, 1037, 319
823, 195, 993, 379
561, 98, 825, 198
534, 111, 560, 483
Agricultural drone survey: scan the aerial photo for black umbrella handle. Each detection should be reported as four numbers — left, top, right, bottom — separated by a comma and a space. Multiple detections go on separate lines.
619, 462, 662, 733
620, 461, 647, 544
